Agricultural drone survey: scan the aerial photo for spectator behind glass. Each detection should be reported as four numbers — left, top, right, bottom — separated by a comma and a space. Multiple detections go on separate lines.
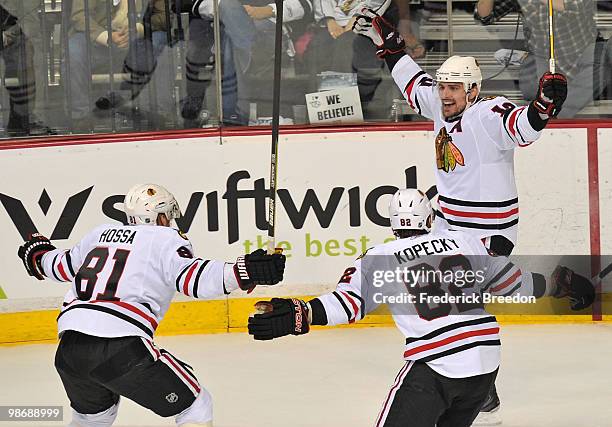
219, 0, 312, 123
65, 0, 146, 132
0, 2, 54, 136
475, 0, 609, 118
95, 1, 176, 129
171, 0, 246, 127
95, 0, 235, 129
305, 0, 423, 119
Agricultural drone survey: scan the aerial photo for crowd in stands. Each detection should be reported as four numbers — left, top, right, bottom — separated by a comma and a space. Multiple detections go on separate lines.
0, 0, 610, 136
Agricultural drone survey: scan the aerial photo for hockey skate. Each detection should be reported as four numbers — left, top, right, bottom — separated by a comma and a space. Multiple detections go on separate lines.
471, 386, 501, 426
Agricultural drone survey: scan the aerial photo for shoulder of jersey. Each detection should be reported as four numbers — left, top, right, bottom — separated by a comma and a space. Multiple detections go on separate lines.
444, 229, 486, 253
356, 246, 374, 260
166, 227, 190, 242
479, 95, 502, 102
138, 225, 191, 243
476, 95, 513, 107
357, 240, 395, 260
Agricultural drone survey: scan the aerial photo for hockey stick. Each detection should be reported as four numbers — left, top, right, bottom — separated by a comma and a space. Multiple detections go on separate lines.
547, 0, 556, 73
267, 0, 284, 255
593, 262, 612, 283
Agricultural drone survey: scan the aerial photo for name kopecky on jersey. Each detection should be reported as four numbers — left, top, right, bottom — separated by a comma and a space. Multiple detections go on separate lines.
316, 230, 536, 377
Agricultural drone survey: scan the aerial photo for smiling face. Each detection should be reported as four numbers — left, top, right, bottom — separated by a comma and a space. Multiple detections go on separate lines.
437, 82, 478, 119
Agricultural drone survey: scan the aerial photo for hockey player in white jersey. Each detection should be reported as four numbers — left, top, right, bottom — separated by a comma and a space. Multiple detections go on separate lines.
17, 183, 286, 427
353, 9, 567, 258
352, 10, 568, 423
248, 189, 594, 427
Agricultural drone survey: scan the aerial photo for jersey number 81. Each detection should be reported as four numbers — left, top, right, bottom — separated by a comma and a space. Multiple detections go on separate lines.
75, 247, 131, 301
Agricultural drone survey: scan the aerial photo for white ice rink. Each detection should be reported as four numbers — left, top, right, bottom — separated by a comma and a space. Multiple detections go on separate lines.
1, 324, 611, 427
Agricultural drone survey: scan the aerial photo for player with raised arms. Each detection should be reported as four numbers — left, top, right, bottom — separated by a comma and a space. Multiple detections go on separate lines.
352, 8, 567, 257
351, 8, 568, 423
17, 183, 286, 427
248, 189, 594, 427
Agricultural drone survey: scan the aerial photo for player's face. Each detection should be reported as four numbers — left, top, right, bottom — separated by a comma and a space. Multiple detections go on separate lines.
438, 82, 467, 119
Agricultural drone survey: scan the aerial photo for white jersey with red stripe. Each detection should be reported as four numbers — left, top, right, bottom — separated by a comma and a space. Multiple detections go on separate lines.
391, 55, 544, 245
40, 224, 241, 340
315, 228, 545, 378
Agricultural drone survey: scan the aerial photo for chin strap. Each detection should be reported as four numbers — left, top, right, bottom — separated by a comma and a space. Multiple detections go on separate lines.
464, 92, 474, 110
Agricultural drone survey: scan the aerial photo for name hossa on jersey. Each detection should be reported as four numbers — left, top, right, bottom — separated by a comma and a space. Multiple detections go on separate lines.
314, 229, 547, 378
39, 224, 242, 340
392, 55, 544, 245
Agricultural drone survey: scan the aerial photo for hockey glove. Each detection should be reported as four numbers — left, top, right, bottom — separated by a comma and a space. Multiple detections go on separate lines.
533, 72, 568, 117
17, 233, 56, 280
550, 266, 595, 311
248, 298, 310, 340
353, 8, 405, 59
234, 249, 286, 292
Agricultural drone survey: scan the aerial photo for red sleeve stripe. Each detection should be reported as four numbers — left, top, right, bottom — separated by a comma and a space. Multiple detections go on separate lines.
440, 206, 519, 219
507, 108, 521, 138
182, 261, 201, 296
64, 251, 76, 277
491, 269, 522, 293
50, 254, 62, 281
514, 107, 529, 144
57, 256, 71, 282
403, 327, 500, 358
404, 71, 425, 111
339, 290, 359, 323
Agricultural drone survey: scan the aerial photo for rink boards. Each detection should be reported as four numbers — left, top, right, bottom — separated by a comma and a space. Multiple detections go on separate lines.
0, 122, 610, 343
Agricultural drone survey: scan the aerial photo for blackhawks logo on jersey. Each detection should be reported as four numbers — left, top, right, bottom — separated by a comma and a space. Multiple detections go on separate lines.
435, 127, 465, 173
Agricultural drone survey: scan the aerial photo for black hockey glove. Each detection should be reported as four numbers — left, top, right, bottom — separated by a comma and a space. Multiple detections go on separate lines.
533, 72, 568, 118
550, 266, 595, 311
234, 249, 286, 292
353, 8, 405, 59
248, 298, 310, 340
17, 233, 56, 280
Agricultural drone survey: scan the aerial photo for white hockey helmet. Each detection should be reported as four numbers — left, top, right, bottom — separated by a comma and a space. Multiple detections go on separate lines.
124, 183, 181, 226
436, 55, 482, 94
389, 189, 434, 235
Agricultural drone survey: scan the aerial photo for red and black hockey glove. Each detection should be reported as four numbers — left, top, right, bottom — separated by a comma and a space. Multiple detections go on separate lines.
533, 72, 568, 117
550, 266, 595, 311
248, 298, 310, 340
234, 249, 286, 292
353, 8, 405, 59
17, 233, 56, 280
